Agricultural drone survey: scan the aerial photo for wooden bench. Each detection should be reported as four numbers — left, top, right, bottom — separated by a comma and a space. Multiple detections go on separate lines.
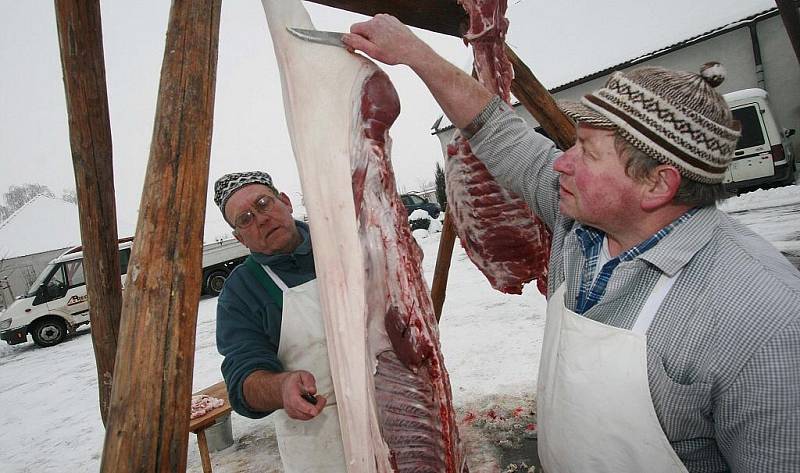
190, 381, 233, 473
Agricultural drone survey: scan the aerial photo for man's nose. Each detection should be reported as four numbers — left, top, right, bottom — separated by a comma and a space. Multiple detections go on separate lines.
553, 147, 575, 174
254, 208, 271, 225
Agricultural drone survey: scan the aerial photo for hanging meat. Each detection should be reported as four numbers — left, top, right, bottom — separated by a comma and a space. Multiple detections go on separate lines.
445, 0, 551, 295
261, 1, 467, 471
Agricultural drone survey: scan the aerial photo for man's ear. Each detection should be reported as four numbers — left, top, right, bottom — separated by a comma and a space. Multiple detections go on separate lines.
278, 192, 293, 213
232, 229, 244, 245
641, 165, 681, 211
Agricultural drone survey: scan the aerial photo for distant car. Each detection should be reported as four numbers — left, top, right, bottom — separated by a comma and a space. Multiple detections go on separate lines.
400, 193, 441, 219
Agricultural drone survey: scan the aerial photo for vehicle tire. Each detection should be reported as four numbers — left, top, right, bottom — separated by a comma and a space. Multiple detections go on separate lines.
204, 269, 229, 297
31, 316, 68, 348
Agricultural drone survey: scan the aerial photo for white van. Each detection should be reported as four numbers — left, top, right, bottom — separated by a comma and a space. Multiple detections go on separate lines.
0, 240, 132, 347
0, 237, 248, 347
723, 88, 796, 191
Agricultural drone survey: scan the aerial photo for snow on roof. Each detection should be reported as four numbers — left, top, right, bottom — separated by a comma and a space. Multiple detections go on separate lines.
0, 194, 240, 259
0, 195, 81, 259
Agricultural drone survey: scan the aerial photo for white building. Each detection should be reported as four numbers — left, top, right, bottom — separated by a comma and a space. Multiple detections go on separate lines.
0, 195, 81, 308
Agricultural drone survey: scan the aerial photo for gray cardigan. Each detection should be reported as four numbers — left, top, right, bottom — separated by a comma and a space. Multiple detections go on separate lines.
468, 96, 800, 472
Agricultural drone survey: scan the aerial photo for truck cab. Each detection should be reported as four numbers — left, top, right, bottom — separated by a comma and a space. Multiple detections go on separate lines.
0, 241, 131, 347
723, 88, 796, 192
0, 236, 247, 348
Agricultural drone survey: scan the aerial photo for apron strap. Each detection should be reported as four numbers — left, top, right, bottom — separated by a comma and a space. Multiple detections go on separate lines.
630, 269, 682, 335
243, 255, 283, 310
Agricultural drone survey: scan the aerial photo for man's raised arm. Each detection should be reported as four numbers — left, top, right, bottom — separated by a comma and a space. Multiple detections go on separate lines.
343, 14, 493, 130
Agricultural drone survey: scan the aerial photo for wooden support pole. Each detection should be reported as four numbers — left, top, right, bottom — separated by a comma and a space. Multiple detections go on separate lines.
305, 0, 467, 37
776, 0, 800, 66
54, 0, 122, 427
506, 46, 576, 150
431, 214, 456, 321
99, 0, 221, 471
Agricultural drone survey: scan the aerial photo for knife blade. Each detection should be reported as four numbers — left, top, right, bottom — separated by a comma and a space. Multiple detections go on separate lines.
286, 27, 347, 49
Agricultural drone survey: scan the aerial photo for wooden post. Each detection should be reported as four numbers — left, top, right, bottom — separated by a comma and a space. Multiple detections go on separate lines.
776, 0, 800, 66
431, 214, 456, 321
54, 0, 122, 426
506, 46, 576, 150
99, 0, 222, 471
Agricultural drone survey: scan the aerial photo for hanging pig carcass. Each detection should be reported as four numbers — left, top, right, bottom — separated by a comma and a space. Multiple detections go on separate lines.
445, 0, 551, 295
260, 1, 467, 471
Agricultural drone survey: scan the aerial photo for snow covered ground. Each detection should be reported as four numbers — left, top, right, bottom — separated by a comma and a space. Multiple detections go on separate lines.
0, 185, 798, 472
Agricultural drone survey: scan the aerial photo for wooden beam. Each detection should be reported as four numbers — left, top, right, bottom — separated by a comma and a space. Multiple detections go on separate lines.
54, 0, 122, 427
431, 214, 456, 321
506, 46, 576, 150
775, 0, 800, 66
305, 0, 467, 37
99, 0, 222, 471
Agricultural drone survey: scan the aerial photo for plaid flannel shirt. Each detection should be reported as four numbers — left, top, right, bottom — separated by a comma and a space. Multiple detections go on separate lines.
575, 209, 697, 314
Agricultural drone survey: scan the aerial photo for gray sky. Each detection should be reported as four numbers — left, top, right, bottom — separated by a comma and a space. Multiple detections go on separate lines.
0, 0, 774, 237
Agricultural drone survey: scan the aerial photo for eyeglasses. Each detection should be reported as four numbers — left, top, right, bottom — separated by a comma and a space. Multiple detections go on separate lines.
233, 194, 276, 229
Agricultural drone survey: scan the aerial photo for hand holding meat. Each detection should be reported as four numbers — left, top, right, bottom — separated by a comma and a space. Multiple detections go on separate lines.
280, 370, 327, 420
344, 14, 433, 68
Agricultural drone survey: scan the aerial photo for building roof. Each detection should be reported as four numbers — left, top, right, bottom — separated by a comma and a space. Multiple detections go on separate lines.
0, 194, 241, 260
546, 7, 780, 94
0, 195, 81, 259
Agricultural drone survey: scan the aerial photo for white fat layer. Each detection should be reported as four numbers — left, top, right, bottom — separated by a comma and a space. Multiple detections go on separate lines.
260, 1, 392, 471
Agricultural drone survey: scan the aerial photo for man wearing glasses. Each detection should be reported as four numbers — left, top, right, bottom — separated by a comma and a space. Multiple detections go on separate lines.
213, 171, 346, 472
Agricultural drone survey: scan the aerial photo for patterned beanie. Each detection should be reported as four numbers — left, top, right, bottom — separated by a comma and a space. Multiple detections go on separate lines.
560, 63, 741, 183
213, 171, 275, 223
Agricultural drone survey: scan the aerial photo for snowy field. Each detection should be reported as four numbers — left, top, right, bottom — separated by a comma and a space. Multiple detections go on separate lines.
1, 185, 798, 472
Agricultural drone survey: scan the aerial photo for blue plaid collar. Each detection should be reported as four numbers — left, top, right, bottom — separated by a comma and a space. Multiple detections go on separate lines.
574, 208, 699, 314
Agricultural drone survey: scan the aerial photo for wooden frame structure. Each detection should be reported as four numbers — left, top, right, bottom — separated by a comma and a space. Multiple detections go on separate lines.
53, 0, 800, 470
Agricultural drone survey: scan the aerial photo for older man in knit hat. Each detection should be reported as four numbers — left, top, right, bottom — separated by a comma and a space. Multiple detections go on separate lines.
213, 172, 347, 472
344, 15, 800, 473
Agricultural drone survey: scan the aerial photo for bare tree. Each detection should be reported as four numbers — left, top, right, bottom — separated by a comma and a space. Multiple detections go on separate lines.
62, 188, 78, 204
1, 184, 56, 219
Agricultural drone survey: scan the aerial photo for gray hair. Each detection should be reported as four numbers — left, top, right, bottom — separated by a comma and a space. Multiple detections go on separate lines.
614, 134, 728, 207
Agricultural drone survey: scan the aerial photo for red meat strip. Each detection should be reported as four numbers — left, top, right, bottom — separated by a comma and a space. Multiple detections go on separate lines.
352, 71, 468, 472
446, 0, 551, 295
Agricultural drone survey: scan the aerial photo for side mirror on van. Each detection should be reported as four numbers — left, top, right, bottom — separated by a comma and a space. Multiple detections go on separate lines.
784, 128, 796, 138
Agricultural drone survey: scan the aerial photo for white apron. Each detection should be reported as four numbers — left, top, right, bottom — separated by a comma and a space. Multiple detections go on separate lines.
262, 265, 347, 473
537, 272, 688, 473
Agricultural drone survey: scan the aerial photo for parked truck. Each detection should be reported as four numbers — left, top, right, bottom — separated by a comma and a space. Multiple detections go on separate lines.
0, 237, 248, 347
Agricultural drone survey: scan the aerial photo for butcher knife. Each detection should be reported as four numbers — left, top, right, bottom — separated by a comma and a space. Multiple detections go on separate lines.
286, 27, 348, 48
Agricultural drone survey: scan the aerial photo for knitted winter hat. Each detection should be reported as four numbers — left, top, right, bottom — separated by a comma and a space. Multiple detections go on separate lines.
560, 63, 741, 183
213, 171, 275, 222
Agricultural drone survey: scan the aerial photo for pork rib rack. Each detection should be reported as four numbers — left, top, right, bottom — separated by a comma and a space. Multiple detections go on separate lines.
445, 0, 551, 295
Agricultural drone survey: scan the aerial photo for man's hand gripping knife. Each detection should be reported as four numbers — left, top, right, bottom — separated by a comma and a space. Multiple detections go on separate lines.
281, 370, 326, 421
